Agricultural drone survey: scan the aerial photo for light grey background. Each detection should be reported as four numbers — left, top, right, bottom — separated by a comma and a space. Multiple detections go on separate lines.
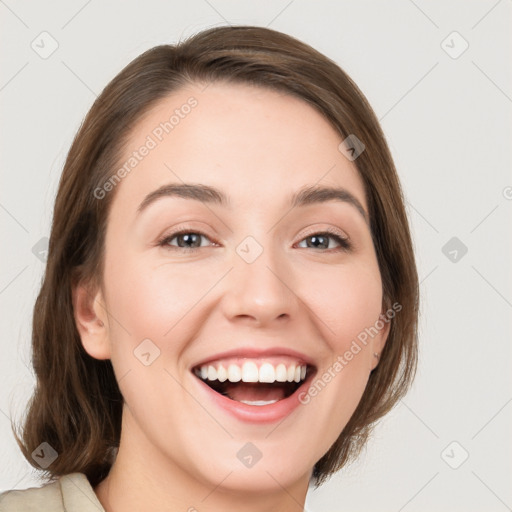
1, 1, 511, 510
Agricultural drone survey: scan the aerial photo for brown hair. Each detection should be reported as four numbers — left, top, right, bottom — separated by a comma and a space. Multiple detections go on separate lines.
11, 25, 419, 489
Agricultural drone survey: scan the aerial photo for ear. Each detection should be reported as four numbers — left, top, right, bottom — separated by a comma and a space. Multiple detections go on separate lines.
370, 310, 391, 371
72, 280, 111, 360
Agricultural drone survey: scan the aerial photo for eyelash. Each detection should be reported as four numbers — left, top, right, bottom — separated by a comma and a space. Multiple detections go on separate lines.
156, 227, 352, 253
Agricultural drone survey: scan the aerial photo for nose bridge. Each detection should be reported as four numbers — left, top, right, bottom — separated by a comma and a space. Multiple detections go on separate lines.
223, 233, 296, 324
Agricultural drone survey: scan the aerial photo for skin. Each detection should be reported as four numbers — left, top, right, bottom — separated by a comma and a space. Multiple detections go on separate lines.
73, 82, 389, 511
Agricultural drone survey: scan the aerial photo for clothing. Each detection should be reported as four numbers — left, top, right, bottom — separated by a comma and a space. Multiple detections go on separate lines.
0, 472, 105, 511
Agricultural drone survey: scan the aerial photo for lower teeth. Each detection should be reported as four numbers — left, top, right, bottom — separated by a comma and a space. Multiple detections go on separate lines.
239, 399, 279, 406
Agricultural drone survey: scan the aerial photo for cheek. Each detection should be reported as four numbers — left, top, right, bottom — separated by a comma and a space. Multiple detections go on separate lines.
296, 276, 382, 462
295, 259, 383, 423
101, 253, 227, 381
303, 259, 383, 347
100, 256, 210, 415
103, 256, 208, 333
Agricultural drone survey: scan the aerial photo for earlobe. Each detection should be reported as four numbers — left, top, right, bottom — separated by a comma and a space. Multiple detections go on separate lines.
72, 281, 111, 360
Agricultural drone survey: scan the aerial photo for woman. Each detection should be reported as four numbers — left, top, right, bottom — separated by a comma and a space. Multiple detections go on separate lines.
1, 25, 418, 511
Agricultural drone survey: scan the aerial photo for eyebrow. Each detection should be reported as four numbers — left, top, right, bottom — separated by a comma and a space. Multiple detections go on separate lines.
137, 183, 368, 223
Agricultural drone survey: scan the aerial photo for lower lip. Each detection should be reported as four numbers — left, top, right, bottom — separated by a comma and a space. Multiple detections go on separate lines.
191, 371, 316, 424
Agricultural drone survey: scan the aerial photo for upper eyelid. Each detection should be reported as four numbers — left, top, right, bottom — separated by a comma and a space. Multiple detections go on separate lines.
160, 221, 349, 238
160, 227, 347, 239
299, 224, 349, 241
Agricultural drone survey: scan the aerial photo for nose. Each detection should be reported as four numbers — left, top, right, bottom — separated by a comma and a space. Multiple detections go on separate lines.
220, 244, 298, 327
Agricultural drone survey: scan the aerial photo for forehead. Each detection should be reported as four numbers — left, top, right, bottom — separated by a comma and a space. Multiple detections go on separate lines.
110, 81, 367, 215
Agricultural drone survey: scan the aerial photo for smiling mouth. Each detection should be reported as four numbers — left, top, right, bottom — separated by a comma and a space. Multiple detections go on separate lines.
192, 362, 316, 406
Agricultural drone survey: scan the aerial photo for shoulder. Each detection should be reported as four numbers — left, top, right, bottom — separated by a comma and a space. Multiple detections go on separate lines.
0, 472, 105, 512
0, 476, 63, 511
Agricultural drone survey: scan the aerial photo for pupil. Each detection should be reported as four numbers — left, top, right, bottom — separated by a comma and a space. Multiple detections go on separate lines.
308, 235, 327, 249
180, 233, 200, 248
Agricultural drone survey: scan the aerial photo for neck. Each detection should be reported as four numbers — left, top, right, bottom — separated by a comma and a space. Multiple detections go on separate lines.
94, 407, 311, 512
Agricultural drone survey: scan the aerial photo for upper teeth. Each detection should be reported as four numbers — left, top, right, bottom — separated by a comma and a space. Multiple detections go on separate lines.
195, 361, 308, 384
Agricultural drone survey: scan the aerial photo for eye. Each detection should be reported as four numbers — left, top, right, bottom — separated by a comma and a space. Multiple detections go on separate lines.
158, 230, 214, 252
296, 230, 351, 251
157, 228, 351, 253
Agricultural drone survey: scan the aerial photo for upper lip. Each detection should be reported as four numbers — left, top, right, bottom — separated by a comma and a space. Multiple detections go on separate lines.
190, 347, 317, 370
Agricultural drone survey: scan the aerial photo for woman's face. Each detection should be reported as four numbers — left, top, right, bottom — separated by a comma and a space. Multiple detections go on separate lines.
82, 82, 388, 493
